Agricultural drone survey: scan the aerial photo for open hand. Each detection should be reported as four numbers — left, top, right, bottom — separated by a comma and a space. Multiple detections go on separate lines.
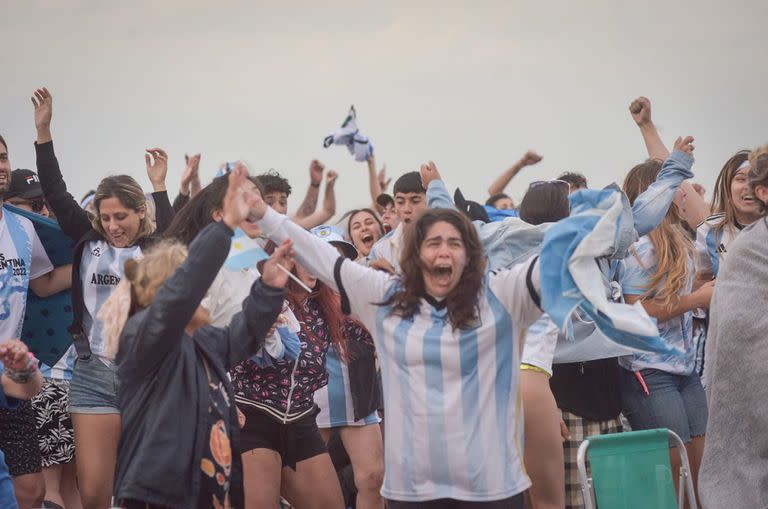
145, 148, 169, 191
181, 153, 202, 197
261, 239, 296, 289
673, 136, 695, 157
31, 87, 53, 131
221, 164, 257, 229
419, 160, 442, 188
629, 96, 652, 127
377, 164, 392, 191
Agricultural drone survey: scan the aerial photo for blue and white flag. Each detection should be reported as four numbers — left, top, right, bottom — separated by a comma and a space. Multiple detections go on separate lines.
323, 106, 374, 162
540, 188, 675, 356
224, 228, 270, 270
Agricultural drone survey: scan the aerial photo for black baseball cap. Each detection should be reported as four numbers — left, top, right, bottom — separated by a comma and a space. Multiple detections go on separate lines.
454, 188, 489, 223
3, 169, 43, 200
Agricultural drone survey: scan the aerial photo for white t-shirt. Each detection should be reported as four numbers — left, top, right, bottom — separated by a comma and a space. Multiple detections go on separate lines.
80, 239, 142, 358
0, 209, 54, 340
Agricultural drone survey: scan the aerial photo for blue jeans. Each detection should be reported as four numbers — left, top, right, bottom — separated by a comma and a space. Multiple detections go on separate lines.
619, 367, 707, 443
68, 354, 120, 414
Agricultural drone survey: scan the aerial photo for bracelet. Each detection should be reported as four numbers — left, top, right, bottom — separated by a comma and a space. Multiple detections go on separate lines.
4, 354, 38, 384
310, 182, 321, 188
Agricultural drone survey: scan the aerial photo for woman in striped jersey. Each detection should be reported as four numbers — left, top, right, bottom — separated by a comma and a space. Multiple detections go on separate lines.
251, 171, 548, 509
310, 225, 385, 509
693, 150, 763, 380
619, 147, 713, 505
32, 88, 175, 509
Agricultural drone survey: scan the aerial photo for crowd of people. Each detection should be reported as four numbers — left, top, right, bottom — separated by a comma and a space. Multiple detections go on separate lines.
0, 87, 766, 509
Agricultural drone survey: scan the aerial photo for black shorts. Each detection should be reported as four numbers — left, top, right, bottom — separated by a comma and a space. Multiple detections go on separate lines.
387, 494, 524, 509
0, 400, 43, 476
238, 405, 326, 470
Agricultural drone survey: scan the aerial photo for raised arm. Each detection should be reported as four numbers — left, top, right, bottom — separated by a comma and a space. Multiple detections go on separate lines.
255, 198, 392, 324
207, 242, 292, 369
632, 138, 695, 237
629, 97, 707, 227
32, 88, 93, 241
292, 159, 324, 220
366, 154, 392, 210
629, 97, 670, 161
145, 149, 175, 232
487, 150, 542, 197
295, 170, 338, 229
123, 168, 254, 371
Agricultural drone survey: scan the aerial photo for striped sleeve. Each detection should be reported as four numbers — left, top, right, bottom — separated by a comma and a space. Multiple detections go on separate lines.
258, 206, 393, 328
487, 256, 542, 330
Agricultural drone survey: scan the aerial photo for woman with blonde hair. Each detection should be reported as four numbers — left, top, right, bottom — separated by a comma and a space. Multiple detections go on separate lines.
32, 88, 174, 509
108, 167, 293, 508
619, 137, 713, 504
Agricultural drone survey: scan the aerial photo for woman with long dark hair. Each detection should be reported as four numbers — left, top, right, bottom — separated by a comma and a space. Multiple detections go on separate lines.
249, 163, 550, 508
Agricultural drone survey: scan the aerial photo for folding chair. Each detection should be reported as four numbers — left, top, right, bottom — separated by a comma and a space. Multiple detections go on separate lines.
577, 428, 697, 509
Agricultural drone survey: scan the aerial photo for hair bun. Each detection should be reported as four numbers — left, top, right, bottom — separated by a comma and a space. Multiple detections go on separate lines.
124, 259, 139, 282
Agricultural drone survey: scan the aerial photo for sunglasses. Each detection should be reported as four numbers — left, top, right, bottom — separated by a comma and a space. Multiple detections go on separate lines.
529, 179, 571, 190
8, 197, 47, 213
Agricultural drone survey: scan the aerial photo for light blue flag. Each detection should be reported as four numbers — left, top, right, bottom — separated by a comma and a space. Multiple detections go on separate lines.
540, 188, 676, 357
224, 228, 270, 270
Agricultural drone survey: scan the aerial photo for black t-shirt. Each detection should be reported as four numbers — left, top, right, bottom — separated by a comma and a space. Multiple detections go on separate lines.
549, 357, 621, 422
198, 371, 233, 509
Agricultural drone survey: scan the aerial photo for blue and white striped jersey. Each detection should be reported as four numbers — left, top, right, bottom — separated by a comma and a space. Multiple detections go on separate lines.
313, 345, 381, 428
695, 214, 741, 278
80, 240, 142, 361
259, 206, 542, 502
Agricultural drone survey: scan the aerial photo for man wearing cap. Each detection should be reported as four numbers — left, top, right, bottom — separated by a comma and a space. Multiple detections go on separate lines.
3, 169, 50, 218
0, 135, 72, 508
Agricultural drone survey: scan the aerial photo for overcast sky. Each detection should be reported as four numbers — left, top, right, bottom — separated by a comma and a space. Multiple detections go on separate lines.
3, 0, 766, 215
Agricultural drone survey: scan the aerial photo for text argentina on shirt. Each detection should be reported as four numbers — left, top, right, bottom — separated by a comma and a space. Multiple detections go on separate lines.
91, 273, 121, 285
0, 253, 28, 276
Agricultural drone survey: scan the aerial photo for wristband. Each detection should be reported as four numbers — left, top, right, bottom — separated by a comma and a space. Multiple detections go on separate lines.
310, 182, 321, 188
4, 353, 38, 384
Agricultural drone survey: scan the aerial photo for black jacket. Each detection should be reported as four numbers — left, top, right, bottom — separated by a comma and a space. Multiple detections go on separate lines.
114, 221, 284, 508
35, 140, 175, 357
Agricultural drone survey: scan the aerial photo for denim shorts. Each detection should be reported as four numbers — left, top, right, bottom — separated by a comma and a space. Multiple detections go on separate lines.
68, 354, 120, 414
619, 367, 707, 443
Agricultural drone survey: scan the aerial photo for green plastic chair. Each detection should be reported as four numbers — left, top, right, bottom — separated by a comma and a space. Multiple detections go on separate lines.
577, 428, 697, 509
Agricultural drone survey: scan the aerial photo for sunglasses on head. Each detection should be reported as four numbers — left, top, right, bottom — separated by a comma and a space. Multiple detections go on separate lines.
8, 197, 47, 213
529, 179, 570, 190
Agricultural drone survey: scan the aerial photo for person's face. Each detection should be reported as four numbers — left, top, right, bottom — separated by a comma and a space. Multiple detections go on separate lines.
731, 166, 760, 221
239, 182, 262, 238
263, 191, 288, 215
492, 197, 514, 210
349, 211, 382, 257
0, 143, 10, 197
419, 221, 467, 299
380, 203, 399, 232
98, 196, 145, 248
295, 263, 317, 291
6, 195, 50, 218
394, 192, 426, 225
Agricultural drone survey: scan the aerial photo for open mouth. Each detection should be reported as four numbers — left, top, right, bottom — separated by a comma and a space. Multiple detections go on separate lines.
432, 266, 453, 281
361, 232, 375, 246
743, 195, 755, 203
